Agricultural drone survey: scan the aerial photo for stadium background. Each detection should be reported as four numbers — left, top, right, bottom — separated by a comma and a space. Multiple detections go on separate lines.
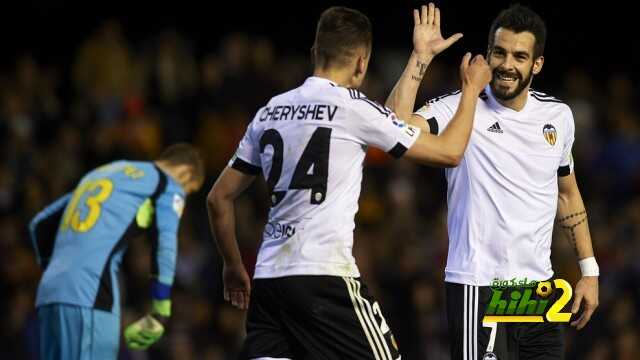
1, 1, 638, 359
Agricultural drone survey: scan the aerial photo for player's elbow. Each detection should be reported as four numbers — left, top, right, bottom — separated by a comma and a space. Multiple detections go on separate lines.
405, 141, 461, 167
438, 149, 463, 168
557, 188, 575, 206
446, 153, 463, 167
206, 186, 226, 215
440, 154, 462, 168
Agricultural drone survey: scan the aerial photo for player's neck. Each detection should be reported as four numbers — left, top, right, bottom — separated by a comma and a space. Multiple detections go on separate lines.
154, 161, 188, 191
312, 68, 355, 88
495, 90, 529, 112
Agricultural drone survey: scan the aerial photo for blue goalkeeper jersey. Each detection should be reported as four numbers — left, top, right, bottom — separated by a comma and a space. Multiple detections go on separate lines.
31, 161, 185, 315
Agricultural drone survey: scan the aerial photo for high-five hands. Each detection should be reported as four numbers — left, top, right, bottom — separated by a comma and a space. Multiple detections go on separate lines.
460, 53, 492, 94
413, 3, 464, 59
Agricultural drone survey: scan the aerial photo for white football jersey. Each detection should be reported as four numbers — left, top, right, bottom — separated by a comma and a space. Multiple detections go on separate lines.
415, 86, 575, 286
231, 76, 420, 279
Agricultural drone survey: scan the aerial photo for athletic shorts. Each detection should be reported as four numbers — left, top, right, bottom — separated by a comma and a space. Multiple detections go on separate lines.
445, 282, 564, 360
38, 303, 120, 360
240, 276, 401, 360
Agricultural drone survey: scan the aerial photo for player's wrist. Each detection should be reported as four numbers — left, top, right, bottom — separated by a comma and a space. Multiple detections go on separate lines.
412, 50, 434, 64
579, 256, 599, 277
465, 84, 485, 97
152, 298, 172, 318
460, 85, 483, 100
223, 258, 245, 269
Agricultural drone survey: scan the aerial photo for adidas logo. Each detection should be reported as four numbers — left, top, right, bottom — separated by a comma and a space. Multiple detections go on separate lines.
487, 122, 503, 133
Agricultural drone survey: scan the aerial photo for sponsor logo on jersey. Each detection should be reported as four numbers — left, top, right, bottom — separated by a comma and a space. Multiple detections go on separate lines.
543, 124, 557, 145
487, 122, 503, 133
172, 194, 185, 217
264, 221, 296, 240
483, 351, 498, 360
390, 114, 406, 128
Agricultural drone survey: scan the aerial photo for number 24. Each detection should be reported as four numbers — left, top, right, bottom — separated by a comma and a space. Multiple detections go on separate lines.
260, 127, 331, 206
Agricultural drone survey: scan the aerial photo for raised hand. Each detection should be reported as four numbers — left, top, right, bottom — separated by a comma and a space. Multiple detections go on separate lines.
460, 53, 492, 94
413, 3, 463, 59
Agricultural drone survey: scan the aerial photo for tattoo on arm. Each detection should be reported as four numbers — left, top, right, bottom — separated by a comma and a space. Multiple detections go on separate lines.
417, 61, 428, 76
412, 61, 429, 82
558, 210, 587, 253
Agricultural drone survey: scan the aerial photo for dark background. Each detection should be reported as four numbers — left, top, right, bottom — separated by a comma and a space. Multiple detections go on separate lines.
1, 1, 638, 359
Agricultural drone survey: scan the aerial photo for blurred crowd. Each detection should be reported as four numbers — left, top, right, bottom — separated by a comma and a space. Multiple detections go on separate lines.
1, 19, 639, 360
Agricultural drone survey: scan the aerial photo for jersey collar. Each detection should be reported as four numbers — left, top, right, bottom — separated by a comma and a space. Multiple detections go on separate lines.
305, 76, 339, 87
485, 85, 533, 115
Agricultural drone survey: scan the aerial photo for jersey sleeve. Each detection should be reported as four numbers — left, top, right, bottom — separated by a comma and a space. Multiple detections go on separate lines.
347, 94, 420, 158
228, 110, 263, 175
144, 169, 185, 314
558, 106, 575, 177
29, 193, 71, 269
413, 92, 458, 135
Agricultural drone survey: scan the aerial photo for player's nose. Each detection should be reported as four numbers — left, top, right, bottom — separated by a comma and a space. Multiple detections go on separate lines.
500, 54, 518, 70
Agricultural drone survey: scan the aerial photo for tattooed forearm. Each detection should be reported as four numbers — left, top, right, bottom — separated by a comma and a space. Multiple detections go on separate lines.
417, 61, 428, 76
412, 61, 429, 82
558, 210, 587, 253
557, 210, 586, 223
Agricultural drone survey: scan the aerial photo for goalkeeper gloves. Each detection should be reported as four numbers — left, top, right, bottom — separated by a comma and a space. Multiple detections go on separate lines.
124, 299, 171, 350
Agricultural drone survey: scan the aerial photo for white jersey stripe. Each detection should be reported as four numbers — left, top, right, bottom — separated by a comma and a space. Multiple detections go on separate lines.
351, 278, 393, 360
343, 277, 381, 360
469, 285, 473, 360
474, 286, 478, 360
463, 285, 468, 360
349, 278, 389, 360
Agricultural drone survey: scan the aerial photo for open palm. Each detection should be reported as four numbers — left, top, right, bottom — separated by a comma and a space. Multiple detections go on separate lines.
413, 3, 463, 58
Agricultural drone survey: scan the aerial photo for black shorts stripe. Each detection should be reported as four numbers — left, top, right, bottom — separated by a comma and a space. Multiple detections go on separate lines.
388, 143, 408, 159
558, 165, 571, 177
231, 157, 261, 175
426, 117, 439, 135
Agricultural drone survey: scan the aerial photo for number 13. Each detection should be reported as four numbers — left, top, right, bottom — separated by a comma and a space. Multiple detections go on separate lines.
60, 179, 113, 233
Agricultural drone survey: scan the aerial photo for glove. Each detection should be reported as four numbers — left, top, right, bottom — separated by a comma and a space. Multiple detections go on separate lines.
124, 299, 171, 350
124, 314, 164, 350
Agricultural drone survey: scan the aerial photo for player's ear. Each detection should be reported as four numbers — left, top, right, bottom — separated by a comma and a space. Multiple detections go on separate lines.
355, 56, 366, 77
310, 46, 316, 66
532, 56, 544, 75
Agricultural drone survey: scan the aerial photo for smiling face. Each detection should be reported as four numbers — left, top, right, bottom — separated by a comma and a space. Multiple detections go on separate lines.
488, 28, 544, 102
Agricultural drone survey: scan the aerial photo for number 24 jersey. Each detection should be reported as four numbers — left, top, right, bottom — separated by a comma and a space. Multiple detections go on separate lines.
230, 76, 420, 279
